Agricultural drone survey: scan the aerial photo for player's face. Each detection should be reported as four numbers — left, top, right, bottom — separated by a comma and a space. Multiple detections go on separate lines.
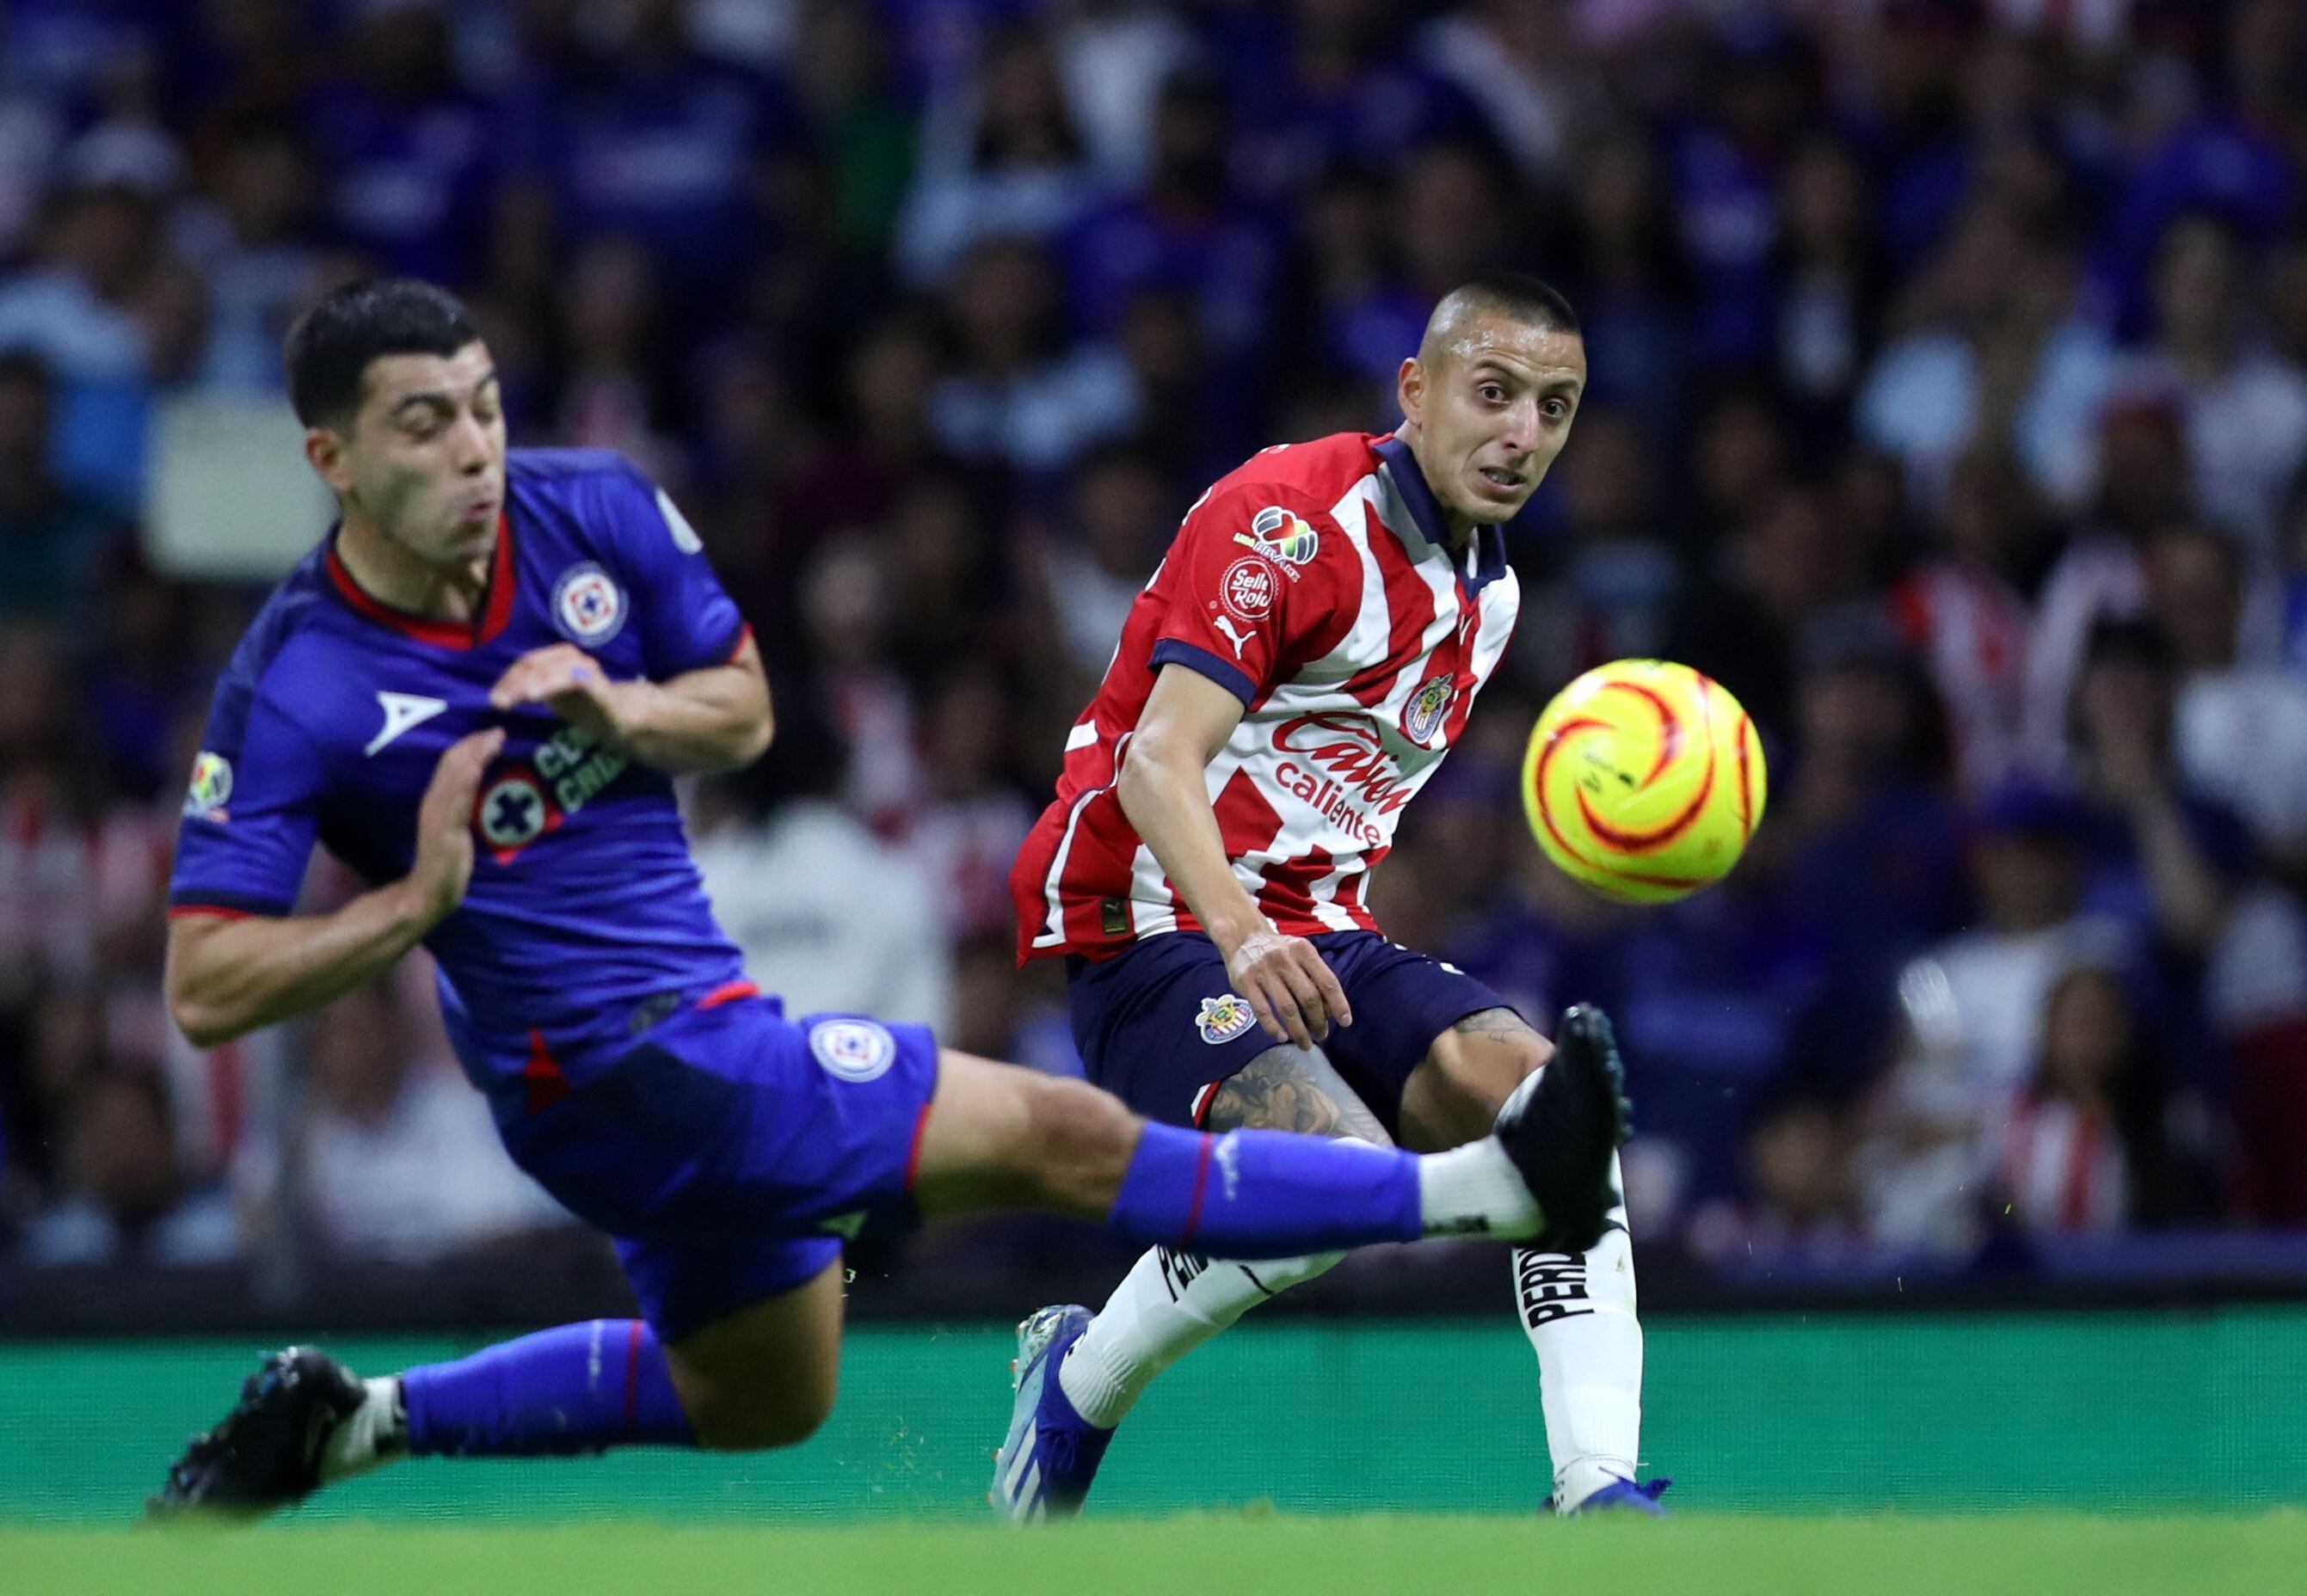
1399, 316, 1585, 528
315, 342, 507, 568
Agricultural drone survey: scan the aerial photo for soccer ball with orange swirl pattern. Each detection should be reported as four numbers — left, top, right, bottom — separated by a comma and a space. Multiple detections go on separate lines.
1522, 659, 1767, 905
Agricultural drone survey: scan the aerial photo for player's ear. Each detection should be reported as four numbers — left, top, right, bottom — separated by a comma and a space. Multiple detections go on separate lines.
305, 426, 354, 494
1397, 358, 1425, 428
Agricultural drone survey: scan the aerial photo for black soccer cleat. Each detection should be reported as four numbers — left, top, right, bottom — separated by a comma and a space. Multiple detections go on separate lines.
1495, 1004, 1633, 1255
147, 1346, 366, 1519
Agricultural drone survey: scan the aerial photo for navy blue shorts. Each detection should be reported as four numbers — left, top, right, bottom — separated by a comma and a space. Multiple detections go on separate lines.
492, 995, 940, 1342
1067, 930, 1514, 1135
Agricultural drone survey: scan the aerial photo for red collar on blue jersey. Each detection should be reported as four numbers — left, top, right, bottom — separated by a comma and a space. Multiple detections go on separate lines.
324, 509, 518, 650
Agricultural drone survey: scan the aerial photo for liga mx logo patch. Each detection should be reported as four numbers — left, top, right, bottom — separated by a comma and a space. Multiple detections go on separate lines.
1401, 672, 1456, 747
551, 562, 625, 645
183, 751, 232, 819
1195, 994, 1258, 1046
1234, 505, 1320, 569
809, 1019, 896, 1083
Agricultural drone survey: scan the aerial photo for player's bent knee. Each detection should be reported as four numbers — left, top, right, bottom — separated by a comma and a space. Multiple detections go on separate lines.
1015, 1074, 1141, 1216
1404, 1016, 1554, 1150
682, 1378, 837, 1452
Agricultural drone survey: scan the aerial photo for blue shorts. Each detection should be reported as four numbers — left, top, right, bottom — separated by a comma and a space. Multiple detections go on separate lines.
491, 994, 941, 1342
1067, 930, 1513, 1135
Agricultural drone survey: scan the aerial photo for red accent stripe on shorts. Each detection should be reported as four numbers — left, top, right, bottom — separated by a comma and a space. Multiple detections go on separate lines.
721, 622, 756, 666
696, 980, 759, 1010
622, 1319, 643, 1433
522, 1029, 570, 1115
1190, 1082, 1221, 1128
1182, 1133, 1215, 1246
902, 1102, 934, 1193
169, 904, 254, 921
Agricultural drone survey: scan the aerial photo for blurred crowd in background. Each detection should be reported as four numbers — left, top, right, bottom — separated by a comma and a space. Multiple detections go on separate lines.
6, 0, 2307, 1289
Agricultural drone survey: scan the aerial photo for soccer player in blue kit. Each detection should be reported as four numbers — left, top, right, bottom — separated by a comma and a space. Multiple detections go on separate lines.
146, 280, 1632, 1516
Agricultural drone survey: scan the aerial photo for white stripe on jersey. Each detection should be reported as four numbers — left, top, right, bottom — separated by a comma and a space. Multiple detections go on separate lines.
1302, 851, 1363, 932
1033, 731, 1132, 949
1305, 476, 1393, 684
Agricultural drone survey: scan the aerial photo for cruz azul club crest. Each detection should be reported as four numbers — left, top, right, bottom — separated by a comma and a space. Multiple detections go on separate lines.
472, 724, 631, 862
1401, 672, 1457, 748
809, 1019, 897, 1082
1196, 993, 1258, 1045
551, 562, 625, 645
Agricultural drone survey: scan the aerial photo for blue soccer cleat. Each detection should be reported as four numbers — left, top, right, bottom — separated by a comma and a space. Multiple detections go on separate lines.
990, 1304, 1113, 1521
1562, 1475, 1673, 1517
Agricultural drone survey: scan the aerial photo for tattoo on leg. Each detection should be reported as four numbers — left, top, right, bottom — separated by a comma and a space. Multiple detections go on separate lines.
1451, 1007, 1539, 1044
1205, 1046, 1391, 1145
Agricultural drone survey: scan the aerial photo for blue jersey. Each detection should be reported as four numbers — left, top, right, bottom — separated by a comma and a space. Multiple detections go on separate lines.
169, 448, 752, 1106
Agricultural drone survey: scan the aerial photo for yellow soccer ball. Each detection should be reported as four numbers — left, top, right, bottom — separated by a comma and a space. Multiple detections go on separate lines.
1522, 659, 1767, 905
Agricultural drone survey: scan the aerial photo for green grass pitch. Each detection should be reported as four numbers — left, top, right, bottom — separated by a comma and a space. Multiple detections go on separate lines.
6, 1515, 2303, 1596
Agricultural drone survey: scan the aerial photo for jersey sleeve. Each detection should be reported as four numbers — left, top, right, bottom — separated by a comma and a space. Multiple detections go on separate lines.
594, 465, 748, 678
168, 676, 327, 918
1149, 488, 1350, 704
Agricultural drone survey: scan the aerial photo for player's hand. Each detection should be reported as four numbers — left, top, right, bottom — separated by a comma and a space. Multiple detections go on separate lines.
489, 643, 639, 743
406, 727, 505, 924
1222, 923, 1352, 1048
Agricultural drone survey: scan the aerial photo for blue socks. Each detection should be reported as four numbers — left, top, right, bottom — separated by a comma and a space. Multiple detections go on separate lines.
401, 1319, 694, 1458
1108, 1121, 1424, 1256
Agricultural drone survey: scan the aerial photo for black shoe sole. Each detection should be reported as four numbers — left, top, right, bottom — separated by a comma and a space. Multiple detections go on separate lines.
147, 1347, 363, 1519
1496, 1004, 1632, 1255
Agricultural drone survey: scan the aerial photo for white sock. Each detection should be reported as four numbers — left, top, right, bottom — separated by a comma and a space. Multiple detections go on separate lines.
1518, 1154, 1644, 1513
318, 1377, 408, 1483
1058, 1244, 1344, 1428
1417, 1137, 1542, 1237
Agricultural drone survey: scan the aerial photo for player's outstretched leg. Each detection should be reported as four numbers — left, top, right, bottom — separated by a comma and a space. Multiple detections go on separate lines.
913, 1008, 1627, 1264
149, 1323, 698, 1519
151, 1259, 843, 1519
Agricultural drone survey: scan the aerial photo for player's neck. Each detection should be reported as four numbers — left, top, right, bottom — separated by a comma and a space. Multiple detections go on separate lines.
1393, 424, 1480, 552
336, 511, 493, 622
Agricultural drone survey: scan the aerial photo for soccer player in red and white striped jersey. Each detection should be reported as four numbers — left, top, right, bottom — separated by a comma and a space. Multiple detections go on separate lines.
996, 273, 1664, 1519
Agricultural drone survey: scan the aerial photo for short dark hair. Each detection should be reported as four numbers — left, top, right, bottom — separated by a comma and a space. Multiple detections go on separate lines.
1441, 270, 1581, 339
283, 279, 482, 428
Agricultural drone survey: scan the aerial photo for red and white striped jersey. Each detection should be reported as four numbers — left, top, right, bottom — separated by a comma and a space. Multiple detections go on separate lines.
1012, 431, 1521, 961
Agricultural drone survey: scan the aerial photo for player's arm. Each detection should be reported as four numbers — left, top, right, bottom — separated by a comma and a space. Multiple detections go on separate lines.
1118, 663, 1351, 1048
165, 730, 501, 1047
489, 629, 772, 774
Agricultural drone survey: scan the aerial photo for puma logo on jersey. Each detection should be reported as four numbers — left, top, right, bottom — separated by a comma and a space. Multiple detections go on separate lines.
1214, 616, 1253, 658
366, 691, 448, 755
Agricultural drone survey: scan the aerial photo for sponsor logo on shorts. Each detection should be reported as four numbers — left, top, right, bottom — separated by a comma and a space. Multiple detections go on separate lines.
1400, 672, 1456, 747
809, 1018, 897, 1082
183, 751, 233, 819
1218, 557, 1275, 623
1195, 993, 1258, 1046
551, 561, 625, 645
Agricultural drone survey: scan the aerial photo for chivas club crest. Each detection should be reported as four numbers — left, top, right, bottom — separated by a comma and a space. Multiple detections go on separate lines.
1401, 673, 1456, 747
